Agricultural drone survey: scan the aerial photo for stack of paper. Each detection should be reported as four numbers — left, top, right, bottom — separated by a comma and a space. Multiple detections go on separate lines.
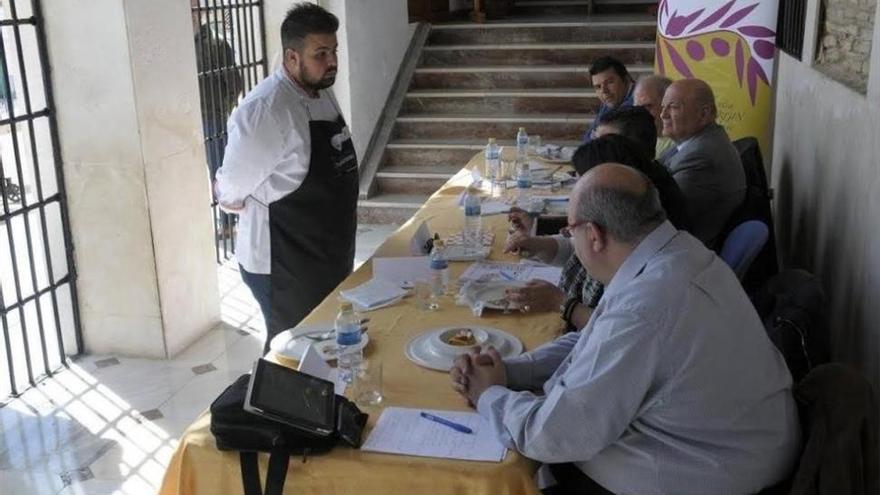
361, 407, 507, 462
339, 278, 408, 311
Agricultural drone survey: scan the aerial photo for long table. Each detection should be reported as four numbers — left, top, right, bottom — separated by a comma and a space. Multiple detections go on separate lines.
158, 153, 570, 495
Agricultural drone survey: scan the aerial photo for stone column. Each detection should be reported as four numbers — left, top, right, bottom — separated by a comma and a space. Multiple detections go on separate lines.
41, 0, 220, 358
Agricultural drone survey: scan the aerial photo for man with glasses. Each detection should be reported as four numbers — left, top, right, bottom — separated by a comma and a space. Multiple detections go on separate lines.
215, 3, 357, 353
452, 164, 800, 495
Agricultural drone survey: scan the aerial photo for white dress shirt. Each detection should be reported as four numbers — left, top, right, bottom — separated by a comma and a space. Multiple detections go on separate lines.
477, 221, 801, 494
215, 68, 340, 274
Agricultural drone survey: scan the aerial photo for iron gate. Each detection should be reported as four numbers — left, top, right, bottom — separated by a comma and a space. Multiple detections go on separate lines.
191, 0, 268, 263
0, 0, 82, 398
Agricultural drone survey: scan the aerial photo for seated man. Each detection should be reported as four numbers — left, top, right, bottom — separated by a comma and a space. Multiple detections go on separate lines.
660, 78, 746, 248
453, 164, 801, 495
583, 56, 634, 143
591, 105, 657, 159
632, 74, 675, 159
505, 135, 690, 332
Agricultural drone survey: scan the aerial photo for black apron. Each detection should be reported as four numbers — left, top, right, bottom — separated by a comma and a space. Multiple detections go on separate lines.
267, 108, 358, 347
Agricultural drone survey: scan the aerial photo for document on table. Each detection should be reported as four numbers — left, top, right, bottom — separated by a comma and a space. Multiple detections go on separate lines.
339, 278, 408, 311
373, 256, 431, 287
361, 407, 507, 462
459, 261, 563, 285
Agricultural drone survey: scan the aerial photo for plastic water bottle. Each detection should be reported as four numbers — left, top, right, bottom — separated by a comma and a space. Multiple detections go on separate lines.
429, 240, 449, 301
335, 301, 362, 383
516, 161, 532, 204
484, 138, 500, 179
516, 127, 528, 160
463, 186, 482, 255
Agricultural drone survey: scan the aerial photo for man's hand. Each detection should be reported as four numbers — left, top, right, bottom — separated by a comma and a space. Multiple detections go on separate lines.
508, 208, 533, 234
505, 279, 564, 313
463, 347, 507, 407
450, 349, 501, 407
504, 229, 536, 254
213, 180, 245, 213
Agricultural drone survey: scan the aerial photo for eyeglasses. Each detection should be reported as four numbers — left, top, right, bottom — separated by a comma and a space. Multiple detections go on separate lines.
559, 220, 587, 238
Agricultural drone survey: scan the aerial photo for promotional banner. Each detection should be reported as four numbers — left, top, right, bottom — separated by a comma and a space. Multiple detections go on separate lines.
656, 0, 779, 156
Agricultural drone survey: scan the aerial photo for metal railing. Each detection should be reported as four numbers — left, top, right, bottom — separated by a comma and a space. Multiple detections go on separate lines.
191, 0, 268, 263
0, 0, 82, 398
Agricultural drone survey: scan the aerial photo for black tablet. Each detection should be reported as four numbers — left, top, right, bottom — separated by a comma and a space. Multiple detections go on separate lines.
244, 359, 336, 436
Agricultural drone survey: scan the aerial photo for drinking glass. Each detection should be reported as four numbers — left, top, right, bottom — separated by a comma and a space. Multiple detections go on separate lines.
528, 134, 542, 153
352, 360, 383, 407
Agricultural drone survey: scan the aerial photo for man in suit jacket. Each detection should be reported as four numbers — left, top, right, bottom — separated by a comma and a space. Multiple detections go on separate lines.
659, 79, 745, 248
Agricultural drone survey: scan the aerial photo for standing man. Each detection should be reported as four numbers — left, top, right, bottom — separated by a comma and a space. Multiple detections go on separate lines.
215, 3, 357, 353
632, 74, 674, 159
582, 56, 634, 143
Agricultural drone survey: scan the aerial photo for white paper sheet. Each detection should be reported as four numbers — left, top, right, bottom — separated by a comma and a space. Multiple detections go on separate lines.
361, 407, 507, 462
339, 278, 408, 310
459, 261, 563, 285
373, 256, 431, 287
297, 344, 346, 395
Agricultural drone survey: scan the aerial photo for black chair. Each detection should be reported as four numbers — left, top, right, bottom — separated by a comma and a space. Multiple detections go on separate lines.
718, 137, 779, 292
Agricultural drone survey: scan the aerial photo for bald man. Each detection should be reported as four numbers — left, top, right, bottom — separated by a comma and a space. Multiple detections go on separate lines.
633, 74, 674, 159
660, 79, 745, 248
451, 164, 800, 495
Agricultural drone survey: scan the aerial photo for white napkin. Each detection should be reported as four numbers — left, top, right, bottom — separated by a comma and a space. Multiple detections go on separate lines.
340, 278, 408, 310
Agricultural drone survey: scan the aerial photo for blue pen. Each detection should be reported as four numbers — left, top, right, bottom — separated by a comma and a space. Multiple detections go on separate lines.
419, 412, 473, 434
499, 270, 515, 281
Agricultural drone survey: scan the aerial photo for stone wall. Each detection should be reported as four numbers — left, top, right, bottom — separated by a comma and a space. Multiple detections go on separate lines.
816, 0, 877, 92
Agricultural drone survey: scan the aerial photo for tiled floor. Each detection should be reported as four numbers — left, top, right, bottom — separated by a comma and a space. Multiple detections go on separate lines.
0, 224, 398, 495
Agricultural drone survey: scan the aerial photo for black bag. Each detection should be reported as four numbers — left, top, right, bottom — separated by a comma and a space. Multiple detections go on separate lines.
210, 373, 367, 495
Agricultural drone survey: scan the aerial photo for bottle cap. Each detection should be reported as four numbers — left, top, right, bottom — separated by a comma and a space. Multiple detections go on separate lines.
519, 127, 525, 132
488, 137, 496, 144
339, 300, 353, 311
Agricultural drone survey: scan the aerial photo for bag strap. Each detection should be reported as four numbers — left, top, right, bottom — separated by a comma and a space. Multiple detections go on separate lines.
239, 451, 262, 495
239, 449, 291, 495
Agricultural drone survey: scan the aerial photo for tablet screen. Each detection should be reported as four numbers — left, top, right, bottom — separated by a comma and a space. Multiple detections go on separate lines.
247, 359, 335, 434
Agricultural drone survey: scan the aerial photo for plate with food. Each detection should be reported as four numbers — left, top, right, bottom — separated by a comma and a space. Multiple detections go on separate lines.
270, 324, 370, 362
464, 281, 525, 311
404, 326, 523, 371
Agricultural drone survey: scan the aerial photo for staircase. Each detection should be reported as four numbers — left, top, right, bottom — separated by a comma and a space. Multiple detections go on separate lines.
358, 0, 658, 224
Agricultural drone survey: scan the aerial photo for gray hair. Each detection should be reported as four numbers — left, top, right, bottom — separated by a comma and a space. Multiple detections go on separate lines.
635, 74, 673, 98
573, 172, 666, 244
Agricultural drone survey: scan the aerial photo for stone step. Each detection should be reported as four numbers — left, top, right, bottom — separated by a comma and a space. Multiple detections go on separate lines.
419, 41, 655, 67
410, 64, 653, 90
402, 88, 599, 114
393, 114, 589, 141
358, 193, 428, 224
427, 19, 656, 45
511, 0, 657, 16
375, 164, 462, 195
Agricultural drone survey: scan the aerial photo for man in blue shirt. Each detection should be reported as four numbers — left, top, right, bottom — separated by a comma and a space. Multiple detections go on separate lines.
451, 164, 800, 494
582, 56, 635, 143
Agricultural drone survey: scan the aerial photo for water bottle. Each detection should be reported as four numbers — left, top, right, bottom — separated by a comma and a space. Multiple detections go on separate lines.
484, 138, 500, 179
516, 127, 528, 160
429, 240, 449, 302
335, 301, 362, 383
463, 186, 482, 255
516, 161, 532, 204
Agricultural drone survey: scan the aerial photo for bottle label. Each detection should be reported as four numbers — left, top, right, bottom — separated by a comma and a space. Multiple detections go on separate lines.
517, 179, 532, 189
430, 258, 448, 270
465, 205, 481, 216
336, 326, 361, 346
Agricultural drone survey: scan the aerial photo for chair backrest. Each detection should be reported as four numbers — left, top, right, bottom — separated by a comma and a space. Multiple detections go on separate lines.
720, 220, 769, 279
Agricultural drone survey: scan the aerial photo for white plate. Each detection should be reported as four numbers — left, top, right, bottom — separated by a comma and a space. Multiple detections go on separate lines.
405, 326, 523, 372
270, 324, 370, 361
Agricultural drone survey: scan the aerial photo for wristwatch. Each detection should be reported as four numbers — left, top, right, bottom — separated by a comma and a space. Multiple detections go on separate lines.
560, 296, 579, 325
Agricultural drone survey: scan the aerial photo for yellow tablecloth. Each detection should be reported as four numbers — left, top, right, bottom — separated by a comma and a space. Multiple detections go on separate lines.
159, 153, 572, 495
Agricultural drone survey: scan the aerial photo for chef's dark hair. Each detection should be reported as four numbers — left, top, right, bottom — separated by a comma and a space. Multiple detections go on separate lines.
281, 2, 339, 51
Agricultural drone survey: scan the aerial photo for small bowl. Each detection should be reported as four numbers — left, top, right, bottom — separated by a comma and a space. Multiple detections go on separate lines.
432, 327, 490, 355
